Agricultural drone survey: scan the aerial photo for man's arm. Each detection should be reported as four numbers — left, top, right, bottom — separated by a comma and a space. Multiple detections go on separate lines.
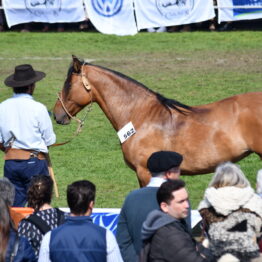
39, 106, 56, 147
116, 206, 138, 262
106, 229, 123, 262
38, 231, 51, 262
0, 143, 5, 152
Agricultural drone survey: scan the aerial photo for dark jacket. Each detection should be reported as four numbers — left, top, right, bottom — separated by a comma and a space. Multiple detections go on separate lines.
6, 230, 36, 262
49, 216, 107, 262
141, 210, 214, 262
116, 186, 192, 262
116, 187, 159, 262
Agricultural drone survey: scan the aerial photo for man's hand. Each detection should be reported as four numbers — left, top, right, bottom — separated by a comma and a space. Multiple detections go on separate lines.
0, 143, 5, 152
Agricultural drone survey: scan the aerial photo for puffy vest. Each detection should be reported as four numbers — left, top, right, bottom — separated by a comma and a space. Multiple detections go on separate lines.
49, 216, 107, 262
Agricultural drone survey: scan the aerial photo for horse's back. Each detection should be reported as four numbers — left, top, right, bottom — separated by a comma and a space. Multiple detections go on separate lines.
236, 91, 262, 107
192, 92, 262, 119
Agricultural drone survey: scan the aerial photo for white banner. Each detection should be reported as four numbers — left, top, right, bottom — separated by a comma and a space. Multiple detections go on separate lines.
84, 0, 137, 36
3, 0, 86, 28
134, 0, 215, 30
217, 0, 262, 23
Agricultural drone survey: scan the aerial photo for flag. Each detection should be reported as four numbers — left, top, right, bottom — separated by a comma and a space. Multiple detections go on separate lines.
134, 0, 215, 30
3, 0, 86, 28
84, 0, 138, 36
217, 0, 262, 23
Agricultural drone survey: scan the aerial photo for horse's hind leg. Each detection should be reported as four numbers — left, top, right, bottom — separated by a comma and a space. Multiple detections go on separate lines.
259, 153, 262, 160
240, 109, 262, 160
252, 136, 262, 160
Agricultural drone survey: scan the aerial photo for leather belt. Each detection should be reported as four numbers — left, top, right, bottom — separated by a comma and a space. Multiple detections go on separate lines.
4, 148, 46, 160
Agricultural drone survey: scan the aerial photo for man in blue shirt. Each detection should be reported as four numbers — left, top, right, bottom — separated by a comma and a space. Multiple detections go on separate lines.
0, 64, 56, 206
38, 180, 123, 262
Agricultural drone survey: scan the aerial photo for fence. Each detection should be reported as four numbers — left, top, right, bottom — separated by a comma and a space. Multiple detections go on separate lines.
1, 0, 262, 35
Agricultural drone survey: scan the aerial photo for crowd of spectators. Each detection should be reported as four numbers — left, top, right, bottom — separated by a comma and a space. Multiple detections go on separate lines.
0, 19, 261, 33
0, 159, 261, 261
0, 19, 95, 33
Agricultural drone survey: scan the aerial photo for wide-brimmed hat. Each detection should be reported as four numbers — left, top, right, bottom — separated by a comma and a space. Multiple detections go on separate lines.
4, 64, 46, 87
147, 151, 183, 173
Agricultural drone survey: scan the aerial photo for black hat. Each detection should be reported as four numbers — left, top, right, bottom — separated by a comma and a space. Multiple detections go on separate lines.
4, 64, 46, 87
147, 151, 183, 173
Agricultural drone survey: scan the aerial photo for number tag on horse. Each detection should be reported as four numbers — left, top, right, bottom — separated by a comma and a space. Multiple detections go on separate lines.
117, 122, 136, 143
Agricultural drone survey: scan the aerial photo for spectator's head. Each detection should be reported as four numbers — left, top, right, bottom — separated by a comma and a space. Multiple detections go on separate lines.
157, 179, 189, 220
27, 175, 53, 211
209, 162, 250, 189
256, 169, 262, 195
67, 180, 96, 216
147, 151, 183, 180
0, 177, 15, 206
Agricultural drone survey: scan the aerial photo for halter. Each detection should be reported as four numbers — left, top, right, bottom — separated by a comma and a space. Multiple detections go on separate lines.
56, 65, 93, 143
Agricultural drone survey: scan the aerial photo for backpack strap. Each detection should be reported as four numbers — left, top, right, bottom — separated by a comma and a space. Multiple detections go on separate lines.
25, 214, 51, 235
10, 234, 19, 262
24, 209, 65, 235
54, 208, 65, 226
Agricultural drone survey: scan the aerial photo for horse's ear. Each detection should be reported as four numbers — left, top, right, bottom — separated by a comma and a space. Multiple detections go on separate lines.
72, 55, 82, 73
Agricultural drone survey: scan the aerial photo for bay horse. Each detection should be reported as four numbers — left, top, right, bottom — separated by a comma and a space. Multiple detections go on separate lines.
53, 55, 262, 187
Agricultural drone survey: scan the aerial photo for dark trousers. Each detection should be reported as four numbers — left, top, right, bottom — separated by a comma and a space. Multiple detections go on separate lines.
4, 158, 49, 207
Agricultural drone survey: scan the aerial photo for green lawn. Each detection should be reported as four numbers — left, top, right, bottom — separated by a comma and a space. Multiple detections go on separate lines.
0, 31, 261, 208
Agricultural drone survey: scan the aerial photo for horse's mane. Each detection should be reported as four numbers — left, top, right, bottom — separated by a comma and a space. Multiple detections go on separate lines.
65, 62, 193, 114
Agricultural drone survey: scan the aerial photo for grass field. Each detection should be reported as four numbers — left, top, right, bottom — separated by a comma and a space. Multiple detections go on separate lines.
0, 31, 261, 209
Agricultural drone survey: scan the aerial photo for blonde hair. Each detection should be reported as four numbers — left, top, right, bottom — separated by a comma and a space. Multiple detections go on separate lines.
256, 169, 262, 194
209, 162, 250, 189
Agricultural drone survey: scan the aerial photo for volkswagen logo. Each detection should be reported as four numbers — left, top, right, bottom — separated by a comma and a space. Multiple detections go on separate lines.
91, 0, 123, 17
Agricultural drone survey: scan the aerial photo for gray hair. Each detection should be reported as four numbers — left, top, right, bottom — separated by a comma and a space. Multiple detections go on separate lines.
0, 177, 15, 206
256, 169, 262, 194
151, 171, 166, 178
209, 162, 250, 189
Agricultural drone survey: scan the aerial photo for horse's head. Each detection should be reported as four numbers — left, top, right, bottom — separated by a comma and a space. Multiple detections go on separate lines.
53, 55, 92, 125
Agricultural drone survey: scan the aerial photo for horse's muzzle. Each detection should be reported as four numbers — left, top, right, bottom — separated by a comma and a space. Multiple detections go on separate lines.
53, 113, 71, 125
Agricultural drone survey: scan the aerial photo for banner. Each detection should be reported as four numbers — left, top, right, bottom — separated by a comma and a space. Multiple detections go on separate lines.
217, 0, 262, 23
134, 0, 215, 30
92, 211, 119, 235
84, 0, 137, 36
3, 0, 86, 28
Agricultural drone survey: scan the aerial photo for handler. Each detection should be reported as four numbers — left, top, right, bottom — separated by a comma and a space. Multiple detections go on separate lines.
0, 64, 56, 207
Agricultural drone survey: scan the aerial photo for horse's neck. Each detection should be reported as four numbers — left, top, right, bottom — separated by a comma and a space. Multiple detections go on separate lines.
91, 72, 156, 131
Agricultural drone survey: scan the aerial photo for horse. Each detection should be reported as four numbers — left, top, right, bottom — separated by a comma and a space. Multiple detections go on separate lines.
53, 55, 262, 187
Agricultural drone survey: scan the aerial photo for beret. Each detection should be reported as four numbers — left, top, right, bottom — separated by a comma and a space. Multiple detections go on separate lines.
147, 151, 183, 173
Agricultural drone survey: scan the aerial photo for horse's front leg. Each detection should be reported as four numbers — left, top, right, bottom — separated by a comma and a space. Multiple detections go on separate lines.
136, 166, 151, 187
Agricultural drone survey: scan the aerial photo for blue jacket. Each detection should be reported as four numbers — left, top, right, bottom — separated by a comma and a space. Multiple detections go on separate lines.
50, 216, 107, 262
6, 230, 36, 262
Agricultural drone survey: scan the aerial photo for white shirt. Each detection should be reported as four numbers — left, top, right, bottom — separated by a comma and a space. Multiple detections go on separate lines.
0, 94, 56, 153
38, 229, 123, 262
146, 176, 166, 187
